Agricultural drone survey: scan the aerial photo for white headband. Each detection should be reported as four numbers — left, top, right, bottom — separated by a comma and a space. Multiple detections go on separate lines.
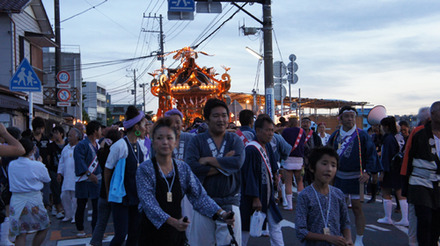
341, 109, 356, 114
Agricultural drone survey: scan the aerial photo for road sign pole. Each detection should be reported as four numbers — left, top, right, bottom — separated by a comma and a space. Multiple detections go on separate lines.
29, 92, 33, 130
289, 81, 291, 114
280, 81, 283, 117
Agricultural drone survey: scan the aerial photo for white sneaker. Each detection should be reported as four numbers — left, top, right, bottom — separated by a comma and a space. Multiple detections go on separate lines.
394, 219, 409, 227
354, 239, 364, 246
71, 219, 76, 224
56, 212, 65, 219
377, 217, 393, 225
61, 217, 72, 222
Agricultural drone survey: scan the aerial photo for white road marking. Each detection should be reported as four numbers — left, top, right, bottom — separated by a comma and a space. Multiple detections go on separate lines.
56, 235, 113, 246
366, 224, 391, 232
393, 224, 409, 234
280, 219, 295, 229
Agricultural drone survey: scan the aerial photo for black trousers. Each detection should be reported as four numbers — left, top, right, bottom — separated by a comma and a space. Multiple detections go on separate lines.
49, 170, 62, 205
110, 203, 139, 246
75, 198, 98, 231
414, 204, 440, 246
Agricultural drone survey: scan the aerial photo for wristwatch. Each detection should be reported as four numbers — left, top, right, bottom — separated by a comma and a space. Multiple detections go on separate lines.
86, 172, 91, 177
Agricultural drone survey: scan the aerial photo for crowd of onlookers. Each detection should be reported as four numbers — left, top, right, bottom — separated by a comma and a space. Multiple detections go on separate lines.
0, 100, 439, 246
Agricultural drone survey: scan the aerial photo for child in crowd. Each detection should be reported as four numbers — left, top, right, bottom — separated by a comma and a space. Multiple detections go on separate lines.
295, 147, 353, 246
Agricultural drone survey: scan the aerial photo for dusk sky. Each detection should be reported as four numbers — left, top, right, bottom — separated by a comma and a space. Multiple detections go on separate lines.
41, 0, 440, 115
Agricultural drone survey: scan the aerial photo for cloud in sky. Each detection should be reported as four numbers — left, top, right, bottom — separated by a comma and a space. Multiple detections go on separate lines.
42, 0, 440, 115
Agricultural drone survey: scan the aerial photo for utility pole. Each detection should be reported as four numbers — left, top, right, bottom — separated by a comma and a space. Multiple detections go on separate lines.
140, 83, 146, 112
143, 14, 165, 68
133, 70, 137, 106
262, 0, 274, 120
159, 14, 164, 68
128, 69, 137, 106
230, 0, 274, 119
54, 0, 61, 75
170, 0, 274, 117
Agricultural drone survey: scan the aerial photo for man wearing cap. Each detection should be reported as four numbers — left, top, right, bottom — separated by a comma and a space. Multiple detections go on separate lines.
186, 98, 245, 245
328, 106, 381, 246
74, 120, 103, 237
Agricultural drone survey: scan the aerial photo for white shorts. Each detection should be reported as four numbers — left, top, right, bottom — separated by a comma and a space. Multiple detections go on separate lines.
283, 157, 303, 170
188, 205, 242, 246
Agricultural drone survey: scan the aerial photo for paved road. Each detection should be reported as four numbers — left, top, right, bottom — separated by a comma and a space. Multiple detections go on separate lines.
25, 195, 409, 246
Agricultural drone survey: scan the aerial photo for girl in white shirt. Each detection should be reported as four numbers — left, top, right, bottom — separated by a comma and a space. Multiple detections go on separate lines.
8, 138, 50, 246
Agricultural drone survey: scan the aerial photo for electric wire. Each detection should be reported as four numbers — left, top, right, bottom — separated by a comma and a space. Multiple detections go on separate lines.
143, 0, 154, 14
152, 0, 165, 15
83, 0, 138, 38
61, 0, 108, 23
166, 21, 192, 42
192, 3, 247, 49
190, 4, 232, 47
273, 29, 284, 62
83, 63, 131, 80
49, 54, 157, 76
107, 80, 133, 91
130, 17, 146, 69
148, 0, 161, 16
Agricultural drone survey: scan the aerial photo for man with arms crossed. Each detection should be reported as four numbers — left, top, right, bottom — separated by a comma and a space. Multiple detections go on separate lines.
186, 98, 245, 245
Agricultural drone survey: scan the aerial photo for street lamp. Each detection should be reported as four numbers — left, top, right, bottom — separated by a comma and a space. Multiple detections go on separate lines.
245, 46, 263, 60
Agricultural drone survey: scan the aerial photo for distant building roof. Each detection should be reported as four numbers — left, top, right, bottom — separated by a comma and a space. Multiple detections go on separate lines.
228, 92, 368, 110
0, 0, 31, 13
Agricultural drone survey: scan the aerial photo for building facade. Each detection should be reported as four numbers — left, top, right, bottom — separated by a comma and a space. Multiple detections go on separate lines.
43, 47, 82, 120
0, 0, 64, 130
83, 82, 106, 125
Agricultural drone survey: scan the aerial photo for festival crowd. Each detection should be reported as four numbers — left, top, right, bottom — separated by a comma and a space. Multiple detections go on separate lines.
0, 99, 439, 246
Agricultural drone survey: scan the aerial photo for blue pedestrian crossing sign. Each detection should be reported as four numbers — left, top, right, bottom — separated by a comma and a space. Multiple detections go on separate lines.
9, 58, 42, 92
168, 0, 195, 12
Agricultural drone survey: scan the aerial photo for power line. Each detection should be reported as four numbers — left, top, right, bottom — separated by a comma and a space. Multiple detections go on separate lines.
61, 0, 108, 23
166, 21, 192, 42
273, 29, 283, 62
151, 0, 165, 15
83, 0, 138, 38
107, 81, 133, 91
193, 3, 247, 49
83, 63, 131, 80
54, 54, 157, 72
130, 17, 146, 69
148, 0, 161, 16
190, 5, 232, 47
143, 0, 154, 14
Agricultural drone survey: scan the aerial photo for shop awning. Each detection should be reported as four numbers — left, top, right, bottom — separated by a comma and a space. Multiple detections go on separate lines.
25, 32, 57, 48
